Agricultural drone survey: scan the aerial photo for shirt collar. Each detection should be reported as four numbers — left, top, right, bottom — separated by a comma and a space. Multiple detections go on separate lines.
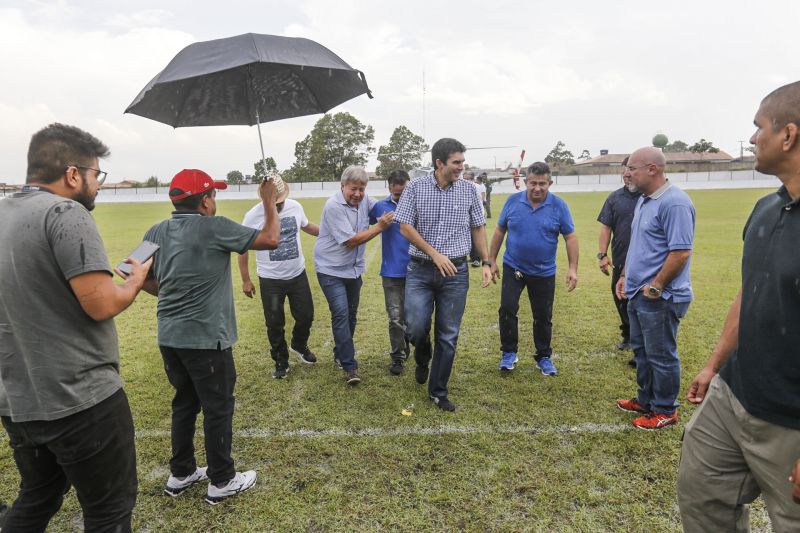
647, 180, 673, 200
777, 185, 800, 207
385, 195, 398, 205
171, 210, 203, 218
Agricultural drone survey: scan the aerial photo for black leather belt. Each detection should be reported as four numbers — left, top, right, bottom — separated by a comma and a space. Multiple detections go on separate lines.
411, 255, 467, 266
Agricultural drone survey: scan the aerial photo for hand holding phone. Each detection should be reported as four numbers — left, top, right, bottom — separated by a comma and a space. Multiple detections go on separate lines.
117, 241, 160, 276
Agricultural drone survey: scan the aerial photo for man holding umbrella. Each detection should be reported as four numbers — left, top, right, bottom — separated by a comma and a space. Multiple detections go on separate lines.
142, 170, 280, 504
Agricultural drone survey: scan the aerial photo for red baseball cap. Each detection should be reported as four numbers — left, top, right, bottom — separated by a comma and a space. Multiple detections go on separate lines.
169, 169, 227, 200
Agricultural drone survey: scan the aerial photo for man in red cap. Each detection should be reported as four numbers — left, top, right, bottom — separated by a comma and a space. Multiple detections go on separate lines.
141, 169, 280, 504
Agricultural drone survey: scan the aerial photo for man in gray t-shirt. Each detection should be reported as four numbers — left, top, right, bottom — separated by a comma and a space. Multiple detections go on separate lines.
142, 169, 280, 504
0, 124, 151, 532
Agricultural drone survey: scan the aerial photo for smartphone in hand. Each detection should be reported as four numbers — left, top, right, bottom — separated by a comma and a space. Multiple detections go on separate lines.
117, 240, 159, 276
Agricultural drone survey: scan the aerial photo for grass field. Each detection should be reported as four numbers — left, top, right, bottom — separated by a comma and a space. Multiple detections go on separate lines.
0, 188, 776, 532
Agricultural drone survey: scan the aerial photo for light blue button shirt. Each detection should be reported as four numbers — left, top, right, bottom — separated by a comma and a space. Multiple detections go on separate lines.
314, 190, 376, 278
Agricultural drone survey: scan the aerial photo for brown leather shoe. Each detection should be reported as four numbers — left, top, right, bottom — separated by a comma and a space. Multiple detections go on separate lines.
345, 369, 361, 385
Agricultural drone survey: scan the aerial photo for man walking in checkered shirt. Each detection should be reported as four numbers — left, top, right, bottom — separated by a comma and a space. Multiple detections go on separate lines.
395, 138, 496, 412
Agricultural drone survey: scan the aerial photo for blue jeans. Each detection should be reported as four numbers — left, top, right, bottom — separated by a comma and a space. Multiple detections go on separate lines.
404, 259, 469, 399
317, 273, 363, 371
628, 293, 690, 414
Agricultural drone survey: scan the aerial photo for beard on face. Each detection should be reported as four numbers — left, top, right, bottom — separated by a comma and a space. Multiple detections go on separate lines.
74, 177, 96, 211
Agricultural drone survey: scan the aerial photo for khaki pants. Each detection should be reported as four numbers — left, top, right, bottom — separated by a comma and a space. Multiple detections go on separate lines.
678, 375, 800, 532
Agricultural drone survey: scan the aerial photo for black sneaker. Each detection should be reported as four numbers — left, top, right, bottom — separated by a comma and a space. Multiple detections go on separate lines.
290, 345, 317, 364
617, 340, 632, 351
389, 359, 403, 376
429, 395, 456, 412
272, 367, 289, 379
415, 364, 429, 384
334, 357, 343, 369
627, 357, 636, 368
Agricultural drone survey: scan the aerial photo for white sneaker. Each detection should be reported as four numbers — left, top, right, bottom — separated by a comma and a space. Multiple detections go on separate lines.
164, 466, 208, 496
205, 470, 257, 505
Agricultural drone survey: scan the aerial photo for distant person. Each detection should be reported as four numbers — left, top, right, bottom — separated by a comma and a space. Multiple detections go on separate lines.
395, 138, 495, 412
678, 81, 800, 531
461, 170, 482, 266
142, 169, 280, 504
479, 172, 493, 218
238, 172, 320, 379
314, 166, 394, 385
488, 162, 578, 376
614, 147, 695, 430
369, 169, 412, 375
597, 156, 641, 363
0, 123, 151, 532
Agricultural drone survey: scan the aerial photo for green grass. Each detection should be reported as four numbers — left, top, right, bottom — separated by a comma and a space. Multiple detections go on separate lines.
0, 189, 775, 531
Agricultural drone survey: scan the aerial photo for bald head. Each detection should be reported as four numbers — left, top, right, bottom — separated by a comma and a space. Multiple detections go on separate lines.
761, 80, 800, 132
625, 146, 667, 195
629, 146, 666, 167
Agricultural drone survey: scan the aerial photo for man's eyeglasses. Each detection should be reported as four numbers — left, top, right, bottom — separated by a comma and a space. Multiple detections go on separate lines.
625, 163, 654, 172
68, 165, 107, 185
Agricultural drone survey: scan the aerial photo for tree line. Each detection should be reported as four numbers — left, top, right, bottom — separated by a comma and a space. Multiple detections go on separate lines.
224, 112, 428, 184
213, 113, 727, 184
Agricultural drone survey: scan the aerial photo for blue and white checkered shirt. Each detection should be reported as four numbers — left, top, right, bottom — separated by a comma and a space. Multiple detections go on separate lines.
394, 174, 485, 260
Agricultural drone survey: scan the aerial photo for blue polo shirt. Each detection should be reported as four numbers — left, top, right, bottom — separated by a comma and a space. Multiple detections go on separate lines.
498, 191, 575, 277
624, 182, 695, 302
369, 196, 410, 278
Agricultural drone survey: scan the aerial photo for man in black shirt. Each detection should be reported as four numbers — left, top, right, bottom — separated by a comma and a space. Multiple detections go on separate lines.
597, 156, 640, 361
678, 81, 800, 531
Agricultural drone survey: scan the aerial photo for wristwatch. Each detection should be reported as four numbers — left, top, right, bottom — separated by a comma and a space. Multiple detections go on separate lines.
481, 259, 495, 267
647, 285, 663, 297
596, 252, 607, 260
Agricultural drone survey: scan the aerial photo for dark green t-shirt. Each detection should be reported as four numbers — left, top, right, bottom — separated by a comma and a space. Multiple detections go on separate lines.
0, 190, 121, 422
144, 212, 258, 350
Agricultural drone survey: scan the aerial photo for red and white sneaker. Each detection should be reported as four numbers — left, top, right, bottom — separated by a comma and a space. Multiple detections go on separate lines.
632, 411, 679, 430
616, 398, 647, 414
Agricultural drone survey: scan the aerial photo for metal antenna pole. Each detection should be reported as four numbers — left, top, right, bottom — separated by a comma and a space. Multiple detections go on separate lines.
250, 66, 271, 181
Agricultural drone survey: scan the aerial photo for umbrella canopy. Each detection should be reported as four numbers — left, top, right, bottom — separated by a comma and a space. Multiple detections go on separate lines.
124, 33, 373, 128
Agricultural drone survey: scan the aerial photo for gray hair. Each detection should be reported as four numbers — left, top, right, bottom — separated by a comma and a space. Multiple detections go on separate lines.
340, 165, 369, 186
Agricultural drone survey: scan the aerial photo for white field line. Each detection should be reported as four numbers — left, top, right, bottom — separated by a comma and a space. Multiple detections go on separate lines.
136, 422, 630, 440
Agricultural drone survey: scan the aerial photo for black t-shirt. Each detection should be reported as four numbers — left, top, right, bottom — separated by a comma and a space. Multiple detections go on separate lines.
597, 186, 641, 267
720, 186, 800, 429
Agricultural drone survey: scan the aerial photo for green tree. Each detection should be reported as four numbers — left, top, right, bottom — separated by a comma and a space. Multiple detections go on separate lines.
289, 112, 375, 182
664, 140, 689, 152
145, 176, 159, 188
689, 138, 720, 155
252, 157, 277, 181
578, 149, 591, 161
226, 170, 244, 185
544, 141, 575, 166
376, 125, 429, 177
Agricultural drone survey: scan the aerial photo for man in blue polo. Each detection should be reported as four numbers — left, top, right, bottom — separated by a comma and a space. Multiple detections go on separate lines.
488, 161, 578, 377
396, 138, 494, 412
369, 169, 412, 376
614, 146, 695, 431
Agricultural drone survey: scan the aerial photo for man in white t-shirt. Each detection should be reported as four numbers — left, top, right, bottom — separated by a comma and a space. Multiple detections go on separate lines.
238, 173, 320, 379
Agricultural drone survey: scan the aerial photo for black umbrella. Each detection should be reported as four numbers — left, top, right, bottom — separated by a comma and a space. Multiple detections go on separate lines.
124, 33, 373, 168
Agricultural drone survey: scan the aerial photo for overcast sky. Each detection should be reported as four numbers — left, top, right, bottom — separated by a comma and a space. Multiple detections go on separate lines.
1, 0, 798, 183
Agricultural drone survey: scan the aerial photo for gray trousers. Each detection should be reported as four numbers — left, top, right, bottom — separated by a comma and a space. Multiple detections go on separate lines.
382, 276, 408, 361
678, 375, 800, 532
